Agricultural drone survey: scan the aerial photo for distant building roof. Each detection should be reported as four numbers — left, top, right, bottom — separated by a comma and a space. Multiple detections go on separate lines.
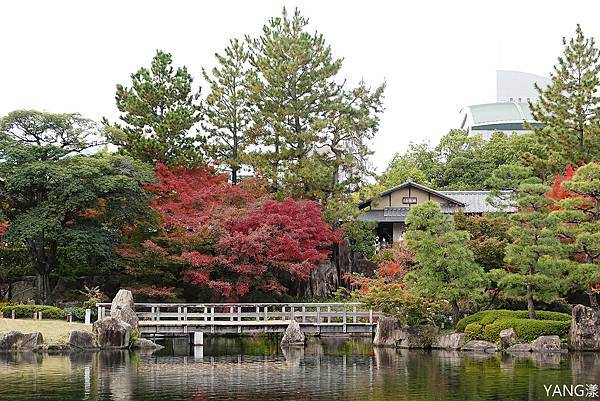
358, 181, 465, 209
439, 190, 515, 214
358, 182, 514, 223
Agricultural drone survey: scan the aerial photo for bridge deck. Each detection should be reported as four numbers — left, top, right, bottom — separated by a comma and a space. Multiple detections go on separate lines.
97, 302, 381, 336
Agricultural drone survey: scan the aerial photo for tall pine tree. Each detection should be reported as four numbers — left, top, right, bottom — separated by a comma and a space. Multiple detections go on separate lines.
497, 179, 565, 318
105, 50, 203, 167
530, 25, 600, 174
202, 39, 252, 184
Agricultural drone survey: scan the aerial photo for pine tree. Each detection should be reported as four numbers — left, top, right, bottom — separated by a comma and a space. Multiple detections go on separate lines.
498, 179, 564, 319
530, 24, 600, 174
404, 201, 487, 324
105, 50, 203, 167
245, 7, 343, 193
244, 8, 384, 205
202, 39, 252, 184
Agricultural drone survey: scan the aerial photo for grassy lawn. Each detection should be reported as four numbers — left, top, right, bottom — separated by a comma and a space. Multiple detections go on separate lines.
0, 318, 91, 344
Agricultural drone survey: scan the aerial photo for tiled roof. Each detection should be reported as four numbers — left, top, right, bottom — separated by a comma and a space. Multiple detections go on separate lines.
439, 190, 515, 213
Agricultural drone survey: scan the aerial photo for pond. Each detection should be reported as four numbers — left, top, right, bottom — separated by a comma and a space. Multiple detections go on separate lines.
1, 336, 599, 400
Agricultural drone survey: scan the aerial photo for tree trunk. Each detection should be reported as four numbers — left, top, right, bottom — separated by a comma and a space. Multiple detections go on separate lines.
35, 270, 52, 305
587, 290, 599, 310
450, 299, 460, 325
527, 284, 537, 319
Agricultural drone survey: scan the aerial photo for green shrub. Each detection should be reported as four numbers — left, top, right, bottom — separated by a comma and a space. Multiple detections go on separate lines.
481, 318, 571, 343
62, 306, 96, 322
464, 323, 483, 341
1, 304, 64, 319
456, 309, 571, 332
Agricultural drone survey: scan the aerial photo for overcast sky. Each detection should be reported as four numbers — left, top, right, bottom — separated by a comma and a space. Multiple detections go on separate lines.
1, 1, 599, 171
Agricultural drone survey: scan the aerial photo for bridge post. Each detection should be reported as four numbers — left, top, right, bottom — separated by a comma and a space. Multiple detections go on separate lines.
327, 306, 331, 323
302, 306, 306, 323
263, 306, 268, 321
255, 306, 260, 322
316, 306, 321, 325
204, 306, 208, 321
230, 306, 234, 321
184, 307, 188, 321
210, 307, 215, 322
191, 331, 203, 345
343, 308, 347, 333
369, 309, 373, 324
177, 306, 182, 321
282, 306, 286, 320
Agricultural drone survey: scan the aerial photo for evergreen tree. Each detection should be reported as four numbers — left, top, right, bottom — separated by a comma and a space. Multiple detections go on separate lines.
0, 110, 153, 303
404, 201, 486, 323
105, 50, 203, 167
202, 39, 252, 184
245, 8, 384, 202
530, 25, 600, 174
497, 179, 564, 319
550, 162, 600, 309
245, 7, 342, 193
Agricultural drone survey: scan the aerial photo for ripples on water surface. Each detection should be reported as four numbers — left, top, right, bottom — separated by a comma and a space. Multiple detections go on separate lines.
1, 336, 600, 400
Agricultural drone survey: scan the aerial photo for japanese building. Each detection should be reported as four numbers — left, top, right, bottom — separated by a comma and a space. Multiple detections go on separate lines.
358, 180, 513, 243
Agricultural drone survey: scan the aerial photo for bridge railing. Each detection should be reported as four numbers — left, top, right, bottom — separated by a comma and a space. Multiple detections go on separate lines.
96, 302, 379, 325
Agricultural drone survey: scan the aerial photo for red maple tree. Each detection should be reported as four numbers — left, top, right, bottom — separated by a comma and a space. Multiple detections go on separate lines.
120, 163, 340, 301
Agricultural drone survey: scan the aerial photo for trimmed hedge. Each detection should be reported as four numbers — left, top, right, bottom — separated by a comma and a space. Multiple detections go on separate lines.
478, 318, 570, 343
1, 304, 64, 319
457, 309, 572, 343
456, 309, 571, 332
1, 304, 97, 322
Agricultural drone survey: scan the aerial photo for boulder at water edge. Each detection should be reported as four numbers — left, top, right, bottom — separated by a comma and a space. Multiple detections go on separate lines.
0, 331, 43, 350
506, 343, 532, 353
569, 304, 600, 351
132, 338, 164, 350
20, 332, 44, 350
93, 317, 132, 349
68, 330, 98, 349
110, 289, 139, 331
431, 333, 466, 350
373, 317, 401, 347
280, 320, 305, 346
499, 328, 517, 349
461, 340, 499, 353
531, 335, 564, 353
396, 326, 439, 349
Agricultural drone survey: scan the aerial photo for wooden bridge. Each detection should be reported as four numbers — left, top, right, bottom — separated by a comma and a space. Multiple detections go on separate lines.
96, 302, 381, 337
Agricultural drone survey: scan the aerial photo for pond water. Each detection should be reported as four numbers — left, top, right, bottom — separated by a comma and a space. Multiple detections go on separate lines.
1, 336, 600, 400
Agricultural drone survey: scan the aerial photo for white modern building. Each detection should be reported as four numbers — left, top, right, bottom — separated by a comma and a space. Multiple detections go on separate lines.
460, 70, 550, 139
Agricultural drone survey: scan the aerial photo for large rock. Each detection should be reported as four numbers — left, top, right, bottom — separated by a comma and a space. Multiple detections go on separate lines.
110, 289, 139, 331
432, 333, 466, 350
280, 320, 305, 346
569, 304, 600, 351
499, 328, 517, 349
373, 317, 401, 347
531, 335, 564, 353
68, 330, 98, 349
131, 338, 163, 350
506, 343, 532, 353
0, 331, 43, 350
461, 340, 499, 353
93, 317, 132, 349
396, 326, 439, 349
20, 332, 43, 350
0, 331, 23, 350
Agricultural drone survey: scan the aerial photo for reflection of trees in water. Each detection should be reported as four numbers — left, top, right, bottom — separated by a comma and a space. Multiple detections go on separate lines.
2, 345, 600, 400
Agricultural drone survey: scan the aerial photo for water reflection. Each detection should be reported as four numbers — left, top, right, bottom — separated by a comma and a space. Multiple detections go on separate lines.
0, 336, 600, 400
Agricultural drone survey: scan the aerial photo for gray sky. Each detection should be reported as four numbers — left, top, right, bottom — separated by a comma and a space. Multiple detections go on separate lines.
1, 0, 599, 171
